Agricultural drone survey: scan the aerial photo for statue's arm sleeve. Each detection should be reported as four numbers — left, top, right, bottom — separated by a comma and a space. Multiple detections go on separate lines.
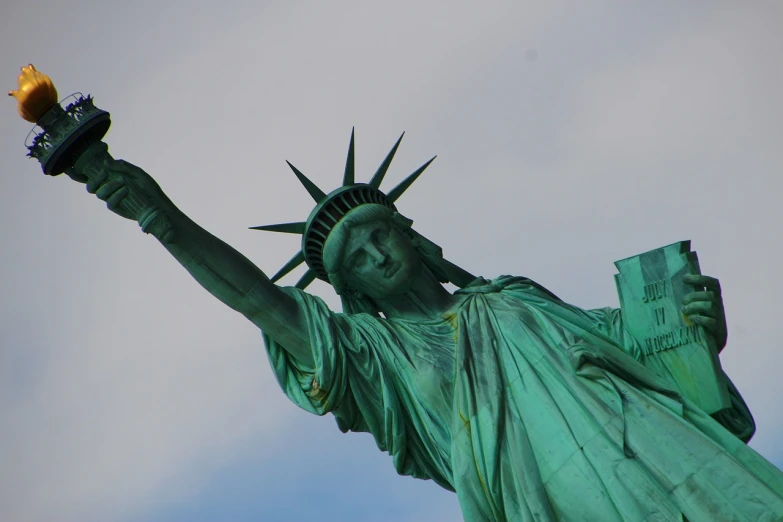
262, 287, 356, 418
585, 306, 644, 360
262, 288, 403, 437
263, 289, 447, 482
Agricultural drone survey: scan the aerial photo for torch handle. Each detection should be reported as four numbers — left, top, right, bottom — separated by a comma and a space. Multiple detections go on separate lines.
71, 141, 175, 242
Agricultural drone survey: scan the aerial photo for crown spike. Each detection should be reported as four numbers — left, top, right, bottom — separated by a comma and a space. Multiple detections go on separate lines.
286, 161, 327, 203
295, 269, 318, 289
270, 251, 306, 283
368, 132, 404, 189
342, 127, 355, 186
249, 222, 306, 234
387, 156, 436, 203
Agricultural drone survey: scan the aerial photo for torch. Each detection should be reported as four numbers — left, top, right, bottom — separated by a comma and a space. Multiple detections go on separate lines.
8, 64, 173, 241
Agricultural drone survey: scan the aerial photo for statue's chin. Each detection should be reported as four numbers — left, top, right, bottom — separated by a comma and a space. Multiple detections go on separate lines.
380, 260, 425, 299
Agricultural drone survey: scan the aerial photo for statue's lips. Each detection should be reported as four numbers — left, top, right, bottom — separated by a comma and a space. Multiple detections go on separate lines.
385, 262, 399, 278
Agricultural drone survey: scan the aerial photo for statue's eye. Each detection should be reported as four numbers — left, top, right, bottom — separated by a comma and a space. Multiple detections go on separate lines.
351, 250, 367, 268
374, 228, 390, 242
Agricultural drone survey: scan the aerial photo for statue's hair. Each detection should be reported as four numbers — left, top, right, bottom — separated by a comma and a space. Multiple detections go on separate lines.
323, 203, 474, 316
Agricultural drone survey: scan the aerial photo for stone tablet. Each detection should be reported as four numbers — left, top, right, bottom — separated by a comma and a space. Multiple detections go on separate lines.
615, 240, 731, 414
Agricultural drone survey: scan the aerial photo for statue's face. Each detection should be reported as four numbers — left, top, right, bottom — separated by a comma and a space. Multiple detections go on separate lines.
340, 220, 422, 300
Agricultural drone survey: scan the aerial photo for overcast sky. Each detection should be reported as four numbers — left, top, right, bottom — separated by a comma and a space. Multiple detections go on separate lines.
1, 1, 782, 521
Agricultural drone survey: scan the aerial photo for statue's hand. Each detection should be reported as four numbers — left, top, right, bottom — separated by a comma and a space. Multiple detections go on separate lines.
84, 161, 133, 220
82, 159, 172, 222
682, 274, 728, 352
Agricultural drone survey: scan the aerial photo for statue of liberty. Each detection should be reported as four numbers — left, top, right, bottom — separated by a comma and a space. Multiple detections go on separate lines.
9, 65, 783, 521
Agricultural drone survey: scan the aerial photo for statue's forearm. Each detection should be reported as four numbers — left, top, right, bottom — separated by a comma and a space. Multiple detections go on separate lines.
154, 205, 313, 364
160, 207, 266, 312
76, 155, 312, 362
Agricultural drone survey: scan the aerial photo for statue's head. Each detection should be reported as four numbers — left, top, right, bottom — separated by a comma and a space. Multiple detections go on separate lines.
323, 204, 423, 300
251, 130, 475, 315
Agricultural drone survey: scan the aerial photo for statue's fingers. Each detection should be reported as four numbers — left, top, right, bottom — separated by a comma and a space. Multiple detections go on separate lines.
108, 159, 130, 170
106, 186, 130, 211
86, 169, 109, 194
702, 275, 721, 294
109, 159, 142, 176
65, 168, 89, 184
95, 178, 126, 201
682, 301, 717, 318
682, 291, 715, 306
688, 315, 717, 333
683, 274, 721, 295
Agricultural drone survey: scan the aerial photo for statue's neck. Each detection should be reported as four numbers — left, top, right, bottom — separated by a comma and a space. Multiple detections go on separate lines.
375, 266, 460, 322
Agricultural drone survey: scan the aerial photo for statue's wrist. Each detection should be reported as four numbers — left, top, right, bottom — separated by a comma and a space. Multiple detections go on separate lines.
137, 193, 180, 244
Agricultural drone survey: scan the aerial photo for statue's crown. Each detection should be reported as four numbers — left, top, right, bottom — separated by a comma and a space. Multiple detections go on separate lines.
251, 129, 435, 289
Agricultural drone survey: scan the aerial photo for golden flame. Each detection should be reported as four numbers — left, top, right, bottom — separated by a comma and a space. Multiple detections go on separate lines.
8, 64, 58, 123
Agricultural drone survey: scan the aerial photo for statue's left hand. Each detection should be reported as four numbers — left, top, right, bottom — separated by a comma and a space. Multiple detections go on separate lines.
681, 274, 728, 352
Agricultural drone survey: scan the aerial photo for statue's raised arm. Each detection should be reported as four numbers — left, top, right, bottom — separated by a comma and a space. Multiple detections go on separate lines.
88, 159, 313, 364
8, 64, 311, 364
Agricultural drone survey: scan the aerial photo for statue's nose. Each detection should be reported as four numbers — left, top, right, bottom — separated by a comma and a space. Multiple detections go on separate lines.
367, 245, 389, 267
374, 253, 389, 268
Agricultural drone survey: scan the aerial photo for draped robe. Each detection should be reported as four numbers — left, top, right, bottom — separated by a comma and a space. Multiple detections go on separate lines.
263, 276, 783, 521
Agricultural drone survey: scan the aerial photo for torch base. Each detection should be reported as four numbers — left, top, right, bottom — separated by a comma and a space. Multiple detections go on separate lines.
27, 94, 111, 176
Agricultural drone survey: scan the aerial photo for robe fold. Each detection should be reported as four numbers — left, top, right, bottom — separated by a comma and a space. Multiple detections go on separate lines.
263, 276, 783, 521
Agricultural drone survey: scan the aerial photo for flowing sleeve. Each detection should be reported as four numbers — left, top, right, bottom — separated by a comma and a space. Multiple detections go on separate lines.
261, 287, 437, 477
261, 286, 353, 419
585, 306, 644, 360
